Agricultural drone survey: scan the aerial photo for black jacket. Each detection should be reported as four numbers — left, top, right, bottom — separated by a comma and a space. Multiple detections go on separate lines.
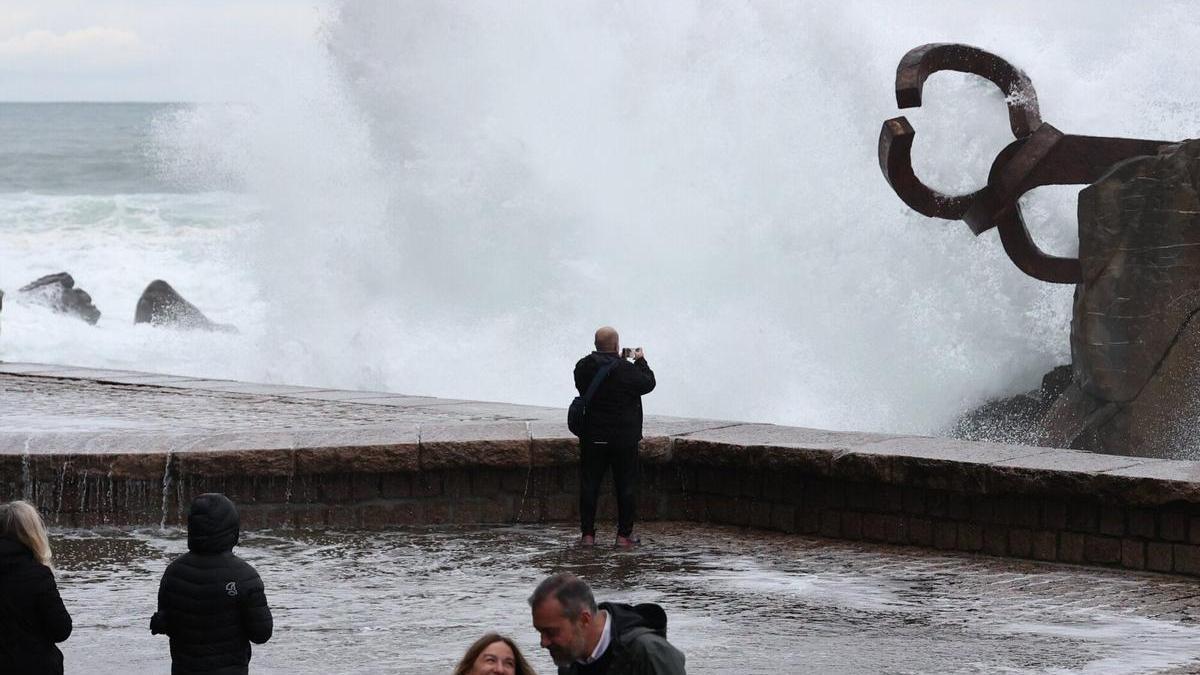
0, 536, 72, 675
574, 352, 656, 445
151, 493, 273, 675
562, 602, 686, 675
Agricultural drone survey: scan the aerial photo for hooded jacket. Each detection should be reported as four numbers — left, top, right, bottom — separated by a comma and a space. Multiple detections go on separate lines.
562, 602, 686, 675
151, 493, 273, 675
0, 536, 72, 675
574, 352, 656, 446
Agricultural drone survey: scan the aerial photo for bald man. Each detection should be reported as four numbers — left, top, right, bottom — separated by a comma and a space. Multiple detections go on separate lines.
573, 326, 656, 547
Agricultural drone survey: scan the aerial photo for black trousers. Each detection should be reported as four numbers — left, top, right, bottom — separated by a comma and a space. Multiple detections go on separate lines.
579, 438, 639, 537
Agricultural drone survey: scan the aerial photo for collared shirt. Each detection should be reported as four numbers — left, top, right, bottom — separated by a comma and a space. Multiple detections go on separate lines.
579, 610, 612, 665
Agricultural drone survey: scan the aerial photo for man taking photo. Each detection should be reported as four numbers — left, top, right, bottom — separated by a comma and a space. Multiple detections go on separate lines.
573, 325, 656, 547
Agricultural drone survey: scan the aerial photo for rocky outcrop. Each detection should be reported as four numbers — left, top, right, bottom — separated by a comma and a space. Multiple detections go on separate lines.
952, 365, 1071, 445
1044, 140, 1200, 457
955, 140, 1200, 458
17, 272, 101, 324
134, 280, 236, 332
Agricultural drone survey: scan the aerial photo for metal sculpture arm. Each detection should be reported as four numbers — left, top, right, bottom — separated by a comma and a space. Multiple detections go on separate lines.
879, 43, 1171, 284
894, 43, 1042, 137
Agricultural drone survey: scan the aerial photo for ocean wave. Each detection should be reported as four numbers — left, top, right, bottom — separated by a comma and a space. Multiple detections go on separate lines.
7, 3, 1200, 434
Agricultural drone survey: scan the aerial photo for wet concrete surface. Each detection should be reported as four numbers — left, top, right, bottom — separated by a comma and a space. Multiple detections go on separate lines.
0, 369, 564, 433
53, 522, 1200, 675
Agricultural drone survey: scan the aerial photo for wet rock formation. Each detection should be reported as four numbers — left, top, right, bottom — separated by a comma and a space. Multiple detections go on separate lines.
959, 140, 1200, 458
952, 366, 1071, 446
17, 272, 101, 324
134, 279, 236, 332
1041, 140, 1200, 457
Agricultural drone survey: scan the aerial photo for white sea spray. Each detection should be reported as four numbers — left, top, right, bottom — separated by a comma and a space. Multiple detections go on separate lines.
4, 2, 1200, 435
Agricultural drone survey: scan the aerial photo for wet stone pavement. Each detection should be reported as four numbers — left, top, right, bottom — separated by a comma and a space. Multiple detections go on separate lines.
0, 369, 565, 433
54, 523, 1200, 674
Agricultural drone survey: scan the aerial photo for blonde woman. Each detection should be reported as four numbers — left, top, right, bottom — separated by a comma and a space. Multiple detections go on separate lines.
0, 500, 72, 674
454, 633, 538, 675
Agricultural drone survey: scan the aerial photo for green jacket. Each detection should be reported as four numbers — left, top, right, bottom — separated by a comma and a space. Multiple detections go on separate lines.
561, 602, 686, 675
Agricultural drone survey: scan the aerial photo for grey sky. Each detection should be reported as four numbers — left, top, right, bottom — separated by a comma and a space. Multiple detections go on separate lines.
1, 1, 332, 102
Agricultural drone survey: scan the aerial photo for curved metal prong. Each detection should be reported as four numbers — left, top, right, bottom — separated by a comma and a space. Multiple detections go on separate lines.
881, 42, 1171, 284
896, 43, 1042, 138
879, 43, 1040, 226
976, 125, 1081, 283
978, 126, 1167, 284
879, 116, 977, 220
995, 205, 1082, 283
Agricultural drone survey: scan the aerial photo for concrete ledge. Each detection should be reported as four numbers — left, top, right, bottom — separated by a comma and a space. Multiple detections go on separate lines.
295, 430, 421, 475
849, 436, 1051, 492
419, 422, 531, 469
529, 422, 577, 466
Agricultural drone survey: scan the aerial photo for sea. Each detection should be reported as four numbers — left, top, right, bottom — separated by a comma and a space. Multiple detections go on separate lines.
5, 3, 1200, 435
0, 102, 267, 385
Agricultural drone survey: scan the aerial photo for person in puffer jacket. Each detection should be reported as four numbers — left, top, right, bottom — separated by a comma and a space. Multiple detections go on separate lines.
0, 500, 72, 675
151, 493, 273, 674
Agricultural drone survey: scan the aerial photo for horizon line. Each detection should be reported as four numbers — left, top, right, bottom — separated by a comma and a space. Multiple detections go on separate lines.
0, 100, 235, 105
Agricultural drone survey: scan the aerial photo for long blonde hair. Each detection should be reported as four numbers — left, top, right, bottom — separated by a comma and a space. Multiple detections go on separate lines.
0, 500, 52, 566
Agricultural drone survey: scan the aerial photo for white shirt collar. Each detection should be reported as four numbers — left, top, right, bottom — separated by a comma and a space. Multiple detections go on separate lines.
579, 610, 611, 665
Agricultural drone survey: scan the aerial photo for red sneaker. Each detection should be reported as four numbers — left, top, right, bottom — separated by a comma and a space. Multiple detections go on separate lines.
615, 534, 640, 548
580, 534, 595, 547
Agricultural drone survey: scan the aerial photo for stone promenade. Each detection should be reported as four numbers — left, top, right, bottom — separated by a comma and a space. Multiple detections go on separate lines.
4, 361, 1200, 583
0, 361, 572, 432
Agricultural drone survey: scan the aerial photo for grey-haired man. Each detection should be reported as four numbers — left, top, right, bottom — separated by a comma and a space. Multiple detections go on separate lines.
529, 573, 685, 675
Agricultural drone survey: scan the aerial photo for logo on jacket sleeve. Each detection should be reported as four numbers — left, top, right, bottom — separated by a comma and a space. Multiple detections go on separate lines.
225, 581, 238, 597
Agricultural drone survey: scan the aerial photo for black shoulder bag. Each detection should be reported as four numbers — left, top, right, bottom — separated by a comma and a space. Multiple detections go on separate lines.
568, 359, 619, 438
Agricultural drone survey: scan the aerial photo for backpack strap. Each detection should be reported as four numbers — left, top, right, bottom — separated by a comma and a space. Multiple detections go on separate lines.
582, 358, 620, 405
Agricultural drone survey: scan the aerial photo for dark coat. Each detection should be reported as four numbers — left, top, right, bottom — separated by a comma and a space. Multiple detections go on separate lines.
574, 352, 656, 446
562, 602, 686, 675
0, 536, 72, 675
151, 493, 273, 675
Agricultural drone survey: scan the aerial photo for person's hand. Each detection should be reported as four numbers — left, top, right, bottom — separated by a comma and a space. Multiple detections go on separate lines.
150, 611, 167, 635
633, 347, 644, 360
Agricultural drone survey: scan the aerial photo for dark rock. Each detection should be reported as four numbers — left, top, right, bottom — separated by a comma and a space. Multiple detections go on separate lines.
17, 272, 101, 324
1039, 365, 1073, 403
952, 365, 1071, 446
134, 280, 236, 332
1043, 139, 1200, 458
1074, 140, 1200, 403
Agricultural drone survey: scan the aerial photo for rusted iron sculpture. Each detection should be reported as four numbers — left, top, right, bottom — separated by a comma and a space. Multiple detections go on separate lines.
879, 43, 1171, 283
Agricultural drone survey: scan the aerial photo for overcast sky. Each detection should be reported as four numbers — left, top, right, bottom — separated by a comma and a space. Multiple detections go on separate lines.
1, 1, 333, 101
